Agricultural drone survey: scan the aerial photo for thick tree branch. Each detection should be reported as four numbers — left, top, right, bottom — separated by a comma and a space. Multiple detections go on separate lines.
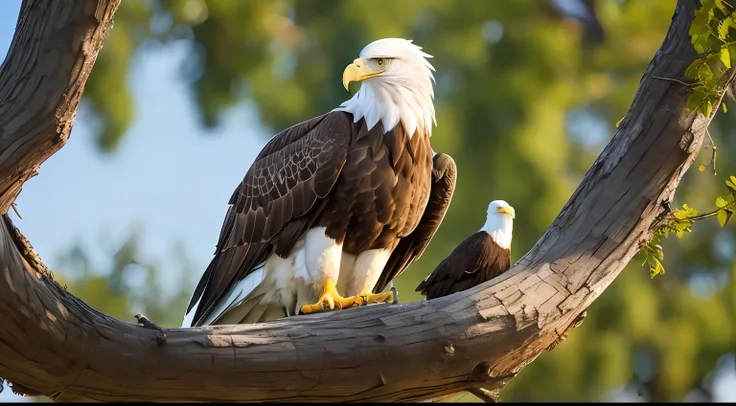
0, 0, 119, 214
0, 0, 720, 402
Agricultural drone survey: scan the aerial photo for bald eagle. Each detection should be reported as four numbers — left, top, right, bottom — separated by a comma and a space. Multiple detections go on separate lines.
183, 38, 455, 327
416, 200, 514, 300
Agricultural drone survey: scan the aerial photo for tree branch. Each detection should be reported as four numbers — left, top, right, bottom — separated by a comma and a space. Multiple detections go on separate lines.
0, 0, 119, 214
0, 0, 719, 402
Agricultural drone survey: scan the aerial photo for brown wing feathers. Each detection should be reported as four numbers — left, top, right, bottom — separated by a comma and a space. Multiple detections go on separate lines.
415, 231, 511, 300
373, 153, 457, 293
187, 113, 353, 326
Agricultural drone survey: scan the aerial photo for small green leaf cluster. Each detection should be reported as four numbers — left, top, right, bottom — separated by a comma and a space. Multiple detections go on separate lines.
716, 175, 736, 225
639, 204, 697, 279
640, 176, 736, 278
686, 0, 736, 116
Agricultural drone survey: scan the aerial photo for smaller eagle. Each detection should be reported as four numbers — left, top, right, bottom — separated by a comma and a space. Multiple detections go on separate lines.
416, 200, 514, 300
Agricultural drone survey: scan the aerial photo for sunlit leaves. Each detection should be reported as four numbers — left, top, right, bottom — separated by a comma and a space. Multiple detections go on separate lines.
714, 195, 732, 227
685, 1, 736, 118
685, 59, 714, 83
663, 204, 697, 238
640, 236, 666, 278
673, 203, 698, 219
689, 0, 714, 53
715, 176, 736, 227
642, 174, 736, 277
721, 46, 732, 67
726, 175, 736, 190
718, 209, 730, 227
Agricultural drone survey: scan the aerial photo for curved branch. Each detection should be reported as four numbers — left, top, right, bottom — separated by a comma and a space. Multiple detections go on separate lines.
0, 0, 119, 213
0, 0, 718, 402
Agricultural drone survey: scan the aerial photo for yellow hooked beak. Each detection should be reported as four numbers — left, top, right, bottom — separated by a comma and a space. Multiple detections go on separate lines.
497, 206, 516, 219
342, 58, 385, 91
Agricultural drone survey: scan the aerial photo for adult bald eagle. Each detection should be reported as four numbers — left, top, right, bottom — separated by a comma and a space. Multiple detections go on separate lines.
183, 38, 455, 328
416, 200, 514, 300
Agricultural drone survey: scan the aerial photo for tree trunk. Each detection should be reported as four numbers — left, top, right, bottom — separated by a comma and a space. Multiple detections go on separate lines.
0, 0, 721, 402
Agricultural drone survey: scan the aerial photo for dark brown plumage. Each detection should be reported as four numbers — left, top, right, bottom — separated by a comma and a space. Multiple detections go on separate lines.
415, 231, 511, 300
187, 110, 436, 326
373, 153, 457, 294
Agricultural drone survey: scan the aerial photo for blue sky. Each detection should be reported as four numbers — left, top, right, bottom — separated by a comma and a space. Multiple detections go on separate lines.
0, 2, 268, 401
0, 1, 735, 403
1, 3, 268, 296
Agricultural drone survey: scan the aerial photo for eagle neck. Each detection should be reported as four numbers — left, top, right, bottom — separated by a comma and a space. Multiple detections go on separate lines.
334, 81, 435, 138
481, 216, 513, 250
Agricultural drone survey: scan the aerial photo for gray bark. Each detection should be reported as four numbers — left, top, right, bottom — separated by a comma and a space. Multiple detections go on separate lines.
0, 0, 720, 402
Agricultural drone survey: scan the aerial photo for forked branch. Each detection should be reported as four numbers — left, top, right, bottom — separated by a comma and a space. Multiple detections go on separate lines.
0, 0, 721, 402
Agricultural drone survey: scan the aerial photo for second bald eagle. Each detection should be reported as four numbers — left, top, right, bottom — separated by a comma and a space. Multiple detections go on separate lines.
416, 200, 514, 299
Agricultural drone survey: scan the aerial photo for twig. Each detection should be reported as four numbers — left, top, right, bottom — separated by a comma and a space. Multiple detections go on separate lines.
705, 128, 717, 175
469, 388, 500, 403
547, 311, 587, 352
652, 75, 696, 87
10, 203, 22, 220
134, 314, 167, 346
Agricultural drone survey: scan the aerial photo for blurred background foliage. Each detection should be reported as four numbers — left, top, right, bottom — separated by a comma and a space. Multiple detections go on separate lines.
17, 0, 736, 402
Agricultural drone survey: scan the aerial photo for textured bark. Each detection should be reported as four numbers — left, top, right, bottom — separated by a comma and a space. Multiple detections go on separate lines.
0, 0, 721, 403
0, 0, 118, 213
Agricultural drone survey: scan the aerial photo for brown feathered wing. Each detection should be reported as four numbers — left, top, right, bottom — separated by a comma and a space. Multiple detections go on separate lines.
373, 153, 457, 294
187, 112, 353, 326
415, 231, 511, 300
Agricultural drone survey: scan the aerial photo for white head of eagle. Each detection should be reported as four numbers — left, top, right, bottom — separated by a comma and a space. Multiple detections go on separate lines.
481, 200, 515, 250
334, 38, 436, 137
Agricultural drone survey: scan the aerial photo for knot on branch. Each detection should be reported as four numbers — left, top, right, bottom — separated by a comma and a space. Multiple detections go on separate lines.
679, 130, 696, 153
134, 314, 167, 346
546, 311, 587, 352
5, 216, 56, 281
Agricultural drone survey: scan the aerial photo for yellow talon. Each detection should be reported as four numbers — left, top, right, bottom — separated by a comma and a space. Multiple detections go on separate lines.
299, 277, 345, 315
341, 288, 398, 309
299, 279, 400, 315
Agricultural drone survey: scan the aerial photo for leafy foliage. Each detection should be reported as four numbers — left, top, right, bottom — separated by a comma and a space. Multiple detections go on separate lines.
685, 0, 736, 118
638, 1, 736, 280
641, 177, 736, 278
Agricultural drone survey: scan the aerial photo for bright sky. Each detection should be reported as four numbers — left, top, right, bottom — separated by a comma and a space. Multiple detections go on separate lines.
0, 1, 734, 402
1, 4, 267, 292
0, 2, 267, 401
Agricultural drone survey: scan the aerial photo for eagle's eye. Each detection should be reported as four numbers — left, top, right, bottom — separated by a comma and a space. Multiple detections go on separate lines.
375, 58, 386, 68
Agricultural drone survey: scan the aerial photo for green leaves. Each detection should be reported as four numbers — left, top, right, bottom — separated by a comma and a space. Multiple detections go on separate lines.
640, 174, 736, 278
685, 2, 736, 117
665, 204, 697, 238
721, 46, 732, 67
639, 235, 666, 279
672, 203, 698, 219
726, 175, 736, 190
686, 85, 719, 117
717, 209, 730, 227
714, 176, 736, 227
685, 59, 713, 82
690, 0, 715, 53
